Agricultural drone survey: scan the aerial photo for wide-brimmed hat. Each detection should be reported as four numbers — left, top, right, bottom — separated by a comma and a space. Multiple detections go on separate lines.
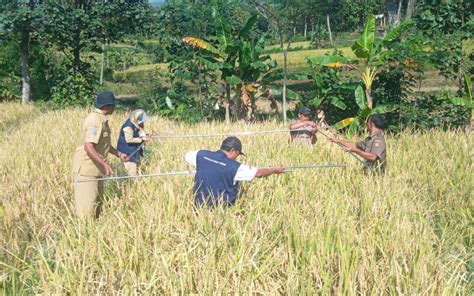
95, 91, 118, 108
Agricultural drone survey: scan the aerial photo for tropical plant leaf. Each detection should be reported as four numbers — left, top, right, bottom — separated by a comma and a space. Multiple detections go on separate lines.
449, 97, 473, 108
286, 88, 301, 100
354, 85, 367, 110
165, 96, 174, 110
339, 82, 360, 91
196, 56, 220, 70
306, 55, 351, 66
213, 10, 232, 50
331, 97, 347, 110
182, 36, 223, 57
334, 117, 354, 130
370, 104, 398, 114
351, 14, 375, 59
464, 73, 472, 100
310, 97, 323, 107
383, 20, 414, 43
360, 107, 372, 121
225, 75, 242, 85
348, 117, 360, 134
269, 86, 301, 101
239, 14, 258, 38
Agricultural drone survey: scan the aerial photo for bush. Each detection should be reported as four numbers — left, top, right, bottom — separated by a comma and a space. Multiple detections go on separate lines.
310, 25, 329, 49
50, 69, 97, 108
398, 94, 470, 130
137, 83, 217, 123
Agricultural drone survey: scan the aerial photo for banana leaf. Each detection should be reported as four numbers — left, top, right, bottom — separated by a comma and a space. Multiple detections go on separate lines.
334, 117, 354, 130
370, 104, 398, 114
464, 73, 472, 100
331, 97, 347, 110
239, 14, 258, 38
383, 20, 414, 43
354, 85, 367, 110
348, 117, 360, 134
269, 86, 301, 101
182, 36, 223, 57
351, 14, 375, 59
225, 75, 242, 85
306, 55, 351, 66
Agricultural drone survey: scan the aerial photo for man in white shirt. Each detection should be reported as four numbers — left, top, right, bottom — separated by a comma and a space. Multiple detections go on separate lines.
185, 136, 284, 207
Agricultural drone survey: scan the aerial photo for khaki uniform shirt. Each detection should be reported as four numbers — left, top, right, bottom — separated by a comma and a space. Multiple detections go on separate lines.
356, 130, 387, 172
72, 109, 111, 177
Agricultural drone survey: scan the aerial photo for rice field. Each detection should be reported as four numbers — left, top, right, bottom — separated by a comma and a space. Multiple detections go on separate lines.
0, 102, 472, 294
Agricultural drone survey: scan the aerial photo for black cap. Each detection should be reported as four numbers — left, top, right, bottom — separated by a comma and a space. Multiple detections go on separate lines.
220, 136, 245, 155
298, 106, 312, 116
95, 91, 118, 109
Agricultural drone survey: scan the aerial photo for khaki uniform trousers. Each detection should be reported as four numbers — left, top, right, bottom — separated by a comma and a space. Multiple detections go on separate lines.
73, 173, 104, 218
124, 161, 138, 176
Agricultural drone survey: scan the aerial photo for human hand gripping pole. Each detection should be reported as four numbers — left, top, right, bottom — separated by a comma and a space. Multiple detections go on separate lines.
317, 129, 365, 164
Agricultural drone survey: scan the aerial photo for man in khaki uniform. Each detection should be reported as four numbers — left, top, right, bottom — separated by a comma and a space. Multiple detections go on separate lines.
328, 114, 387, 173
72, 91, 128, 218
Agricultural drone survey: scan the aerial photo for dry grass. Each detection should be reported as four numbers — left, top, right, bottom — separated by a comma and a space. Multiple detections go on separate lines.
0, 103, 472, 294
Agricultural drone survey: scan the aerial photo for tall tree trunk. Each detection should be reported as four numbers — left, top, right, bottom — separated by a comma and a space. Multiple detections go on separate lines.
225, 83, 231, 123
326, 14, 333, 46
397, 0, 403, 19
283, 48, 288, 124
73, 29, 81, 70
99, 42, 105, 85
405, 0, 416, 20
20, 29, 31, 104
304, 16, 307, 38
387, 0, 402, 28
366, 88, 373, 109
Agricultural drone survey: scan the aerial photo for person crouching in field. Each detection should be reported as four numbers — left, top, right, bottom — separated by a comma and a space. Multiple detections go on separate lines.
290, 106, 317, 145
117, 109, 151, 176
184, 136, 285, 207
72, 91, 128, 218
328, 114, 387, 173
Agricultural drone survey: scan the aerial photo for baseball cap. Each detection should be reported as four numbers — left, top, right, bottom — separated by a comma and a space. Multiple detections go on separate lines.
298, 106, 312, 116
95, 91, 118, 109
220, 136, 245, 155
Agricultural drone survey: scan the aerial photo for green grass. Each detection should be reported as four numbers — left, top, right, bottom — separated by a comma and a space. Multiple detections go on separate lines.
270, 47, 355, 68
1, 103, 472, 294
112, 63, 168, 82
110, 46, 354, 84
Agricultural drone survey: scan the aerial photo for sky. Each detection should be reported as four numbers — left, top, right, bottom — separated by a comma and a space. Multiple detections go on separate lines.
149, 0, 165, 6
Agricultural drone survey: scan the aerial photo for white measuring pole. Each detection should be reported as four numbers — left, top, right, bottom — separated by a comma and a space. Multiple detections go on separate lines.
77, 164, 351, 183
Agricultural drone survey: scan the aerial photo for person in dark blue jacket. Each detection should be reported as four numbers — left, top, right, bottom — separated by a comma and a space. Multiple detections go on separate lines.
185, 136, 284, 207
117, 109, 150, 176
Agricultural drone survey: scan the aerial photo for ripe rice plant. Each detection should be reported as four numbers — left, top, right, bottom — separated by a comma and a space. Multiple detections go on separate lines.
0, 103, 472, 294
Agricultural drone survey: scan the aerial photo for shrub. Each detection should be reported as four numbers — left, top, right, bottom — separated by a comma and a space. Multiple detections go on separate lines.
50, 69, 97, 108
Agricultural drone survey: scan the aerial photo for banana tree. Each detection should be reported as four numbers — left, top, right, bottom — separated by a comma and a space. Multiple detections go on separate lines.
183, 12, 275, 122
447, 74, 473, 129
306, 15, 413, 132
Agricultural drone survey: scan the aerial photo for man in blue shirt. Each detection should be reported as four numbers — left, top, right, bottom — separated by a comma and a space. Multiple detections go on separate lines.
185, 136, 284, 207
